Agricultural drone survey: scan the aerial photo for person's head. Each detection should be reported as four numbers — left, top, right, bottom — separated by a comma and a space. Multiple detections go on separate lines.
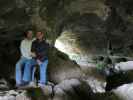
25, 30, 33, 40
36, 31, 44, 40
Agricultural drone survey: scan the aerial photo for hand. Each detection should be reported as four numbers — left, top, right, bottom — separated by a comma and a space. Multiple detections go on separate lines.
37, 59, 42, 65
31, 52, 36, 57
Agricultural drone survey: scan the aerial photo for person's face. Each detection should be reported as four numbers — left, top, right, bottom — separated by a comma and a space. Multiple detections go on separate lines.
36, 32, 44, 40
26, 31, 33, 40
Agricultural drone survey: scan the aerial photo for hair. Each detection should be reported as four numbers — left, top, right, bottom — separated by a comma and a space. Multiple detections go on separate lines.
36, 29, 47, 40
36, 31, 43, 34
36, 29, 47, 34
24, 30, 33, 37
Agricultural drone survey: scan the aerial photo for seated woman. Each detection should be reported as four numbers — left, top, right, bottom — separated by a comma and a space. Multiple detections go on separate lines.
15, 30, 34, 87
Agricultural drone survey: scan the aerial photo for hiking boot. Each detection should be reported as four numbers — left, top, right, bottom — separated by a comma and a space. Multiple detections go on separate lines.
16, 84, 23, 88
15, 83, 27, 88
16, 81, 30, 88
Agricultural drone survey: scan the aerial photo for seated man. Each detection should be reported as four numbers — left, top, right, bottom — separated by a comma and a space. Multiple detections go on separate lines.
25, 31, 49, 87
16, 30, 34, 87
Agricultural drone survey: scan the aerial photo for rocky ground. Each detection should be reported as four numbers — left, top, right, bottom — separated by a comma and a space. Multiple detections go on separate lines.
0, 78, 133, 100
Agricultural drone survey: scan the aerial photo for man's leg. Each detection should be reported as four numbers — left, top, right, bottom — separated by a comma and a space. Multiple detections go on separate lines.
16, 57, 27, 85
39, 60, 48, 85
32, 65, 37, 82
23, 59, 37, 83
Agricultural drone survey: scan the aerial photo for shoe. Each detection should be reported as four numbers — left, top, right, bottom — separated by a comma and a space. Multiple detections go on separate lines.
38, 83, 45, 88
15, 83, 25, 88
47, 81, 55, 86
27, 81, 36, 87
16, 81, 29, 88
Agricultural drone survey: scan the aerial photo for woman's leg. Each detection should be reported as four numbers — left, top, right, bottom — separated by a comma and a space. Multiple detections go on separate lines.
16, 57, 27, 85
23, 59, 37, 82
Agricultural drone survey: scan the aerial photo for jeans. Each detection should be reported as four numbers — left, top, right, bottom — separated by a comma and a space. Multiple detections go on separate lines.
24, 59, 48, 84
16, 57, 30, 85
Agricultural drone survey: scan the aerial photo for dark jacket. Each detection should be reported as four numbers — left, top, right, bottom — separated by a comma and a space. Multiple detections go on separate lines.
31, 39, 49, 61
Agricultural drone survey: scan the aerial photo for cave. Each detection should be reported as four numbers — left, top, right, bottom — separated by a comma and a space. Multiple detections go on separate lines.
0, 0, 133, 100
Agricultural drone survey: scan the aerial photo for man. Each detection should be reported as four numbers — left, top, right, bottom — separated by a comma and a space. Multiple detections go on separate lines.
16, 30, 34, 87
25, 31, 49, 87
